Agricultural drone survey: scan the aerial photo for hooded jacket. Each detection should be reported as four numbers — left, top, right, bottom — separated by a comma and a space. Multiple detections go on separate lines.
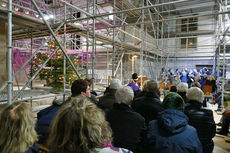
147, 109, 202, 153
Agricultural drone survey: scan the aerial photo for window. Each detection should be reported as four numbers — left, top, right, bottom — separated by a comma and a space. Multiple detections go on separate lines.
181, 38, 197, 48
181, 17, 198, 32
220, 45, 230, 53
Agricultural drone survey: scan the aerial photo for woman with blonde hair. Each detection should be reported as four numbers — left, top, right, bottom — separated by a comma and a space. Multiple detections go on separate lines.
47, 97, 132, 153
0, 102, 38, 153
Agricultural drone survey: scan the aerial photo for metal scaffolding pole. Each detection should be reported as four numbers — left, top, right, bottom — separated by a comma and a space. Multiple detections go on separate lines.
86, 0, 90, 78
31, 0, 81, 78
93, 0, 190, 18
156, 55, 159, 81
0, 22, 64, 94
112, 0, 116, 78
59, 0, 93, 17
107, 11, 230, 28
30, 31, 33, 89
30, 30, 33, 106
121, 0, 124, 83
221, 0, 228, 109
140, 0, 144, 89
7, 0, 13, 104
91, 0, 96, 90
12, 47, 60, 103
63, 0, 67, 102
67, 0, 216, 23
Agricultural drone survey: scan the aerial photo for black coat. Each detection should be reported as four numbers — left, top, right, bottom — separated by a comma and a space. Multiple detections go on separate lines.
184, 100, 216, 153
106, 103, 146, 153
98, 89, 117, 112
131, 92, 164, 124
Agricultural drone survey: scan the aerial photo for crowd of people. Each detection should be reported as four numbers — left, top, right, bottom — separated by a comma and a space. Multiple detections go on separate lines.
0, 70, 229, 153
160, 67, 217, 90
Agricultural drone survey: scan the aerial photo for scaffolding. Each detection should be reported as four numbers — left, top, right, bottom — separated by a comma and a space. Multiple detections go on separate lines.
0, 0, 229, 104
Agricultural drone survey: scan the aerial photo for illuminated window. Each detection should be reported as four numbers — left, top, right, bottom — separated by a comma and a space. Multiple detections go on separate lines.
181, 38, 197, 48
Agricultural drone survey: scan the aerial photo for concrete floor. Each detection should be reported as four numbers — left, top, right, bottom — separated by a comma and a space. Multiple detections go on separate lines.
213, 135, 230, 153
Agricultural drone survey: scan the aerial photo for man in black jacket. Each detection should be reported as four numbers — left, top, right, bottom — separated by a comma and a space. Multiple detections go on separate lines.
106, 86, 146, 153
132, 80, 164, 124
98, 79, 122, 112
185, 87, 216, 153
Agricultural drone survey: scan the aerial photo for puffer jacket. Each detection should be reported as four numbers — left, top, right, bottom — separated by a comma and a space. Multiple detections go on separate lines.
147, 109, 203, 153
184, 100, 216, 153
132, 92, 164, 124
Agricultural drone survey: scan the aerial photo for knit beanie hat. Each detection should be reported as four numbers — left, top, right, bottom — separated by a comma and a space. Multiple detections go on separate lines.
162, 92, 185, 111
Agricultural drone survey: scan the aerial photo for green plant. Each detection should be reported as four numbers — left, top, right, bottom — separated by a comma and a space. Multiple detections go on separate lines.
31, 48, 81, 90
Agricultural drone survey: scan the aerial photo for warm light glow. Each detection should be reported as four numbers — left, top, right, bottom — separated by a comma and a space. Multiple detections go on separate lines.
133, 55, 138, 58
1, 3, 6, 7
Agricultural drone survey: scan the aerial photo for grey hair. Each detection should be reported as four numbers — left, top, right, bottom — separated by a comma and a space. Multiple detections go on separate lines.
186, 87, 204, 103
115, 86, 134, 105
110, 79, 122, 90
145, 80, 158, 93
177, 82, 188, 93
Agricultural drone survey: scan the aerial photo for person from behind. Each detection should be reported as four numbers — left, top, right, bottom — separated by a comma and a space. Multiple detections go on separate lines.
132, 80, 164, 124
98, 79, 122, 112
47, 97, 132, 153
147, 93, 202, 153
106, 86, 146, 152
36, 97, 64, 145
176, 82, 188, 103
127, 73, 141, 96
185, 87, 216, 153
170, 85, 177, 92
71, 79, 91, 98
0, 102, 38, 153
